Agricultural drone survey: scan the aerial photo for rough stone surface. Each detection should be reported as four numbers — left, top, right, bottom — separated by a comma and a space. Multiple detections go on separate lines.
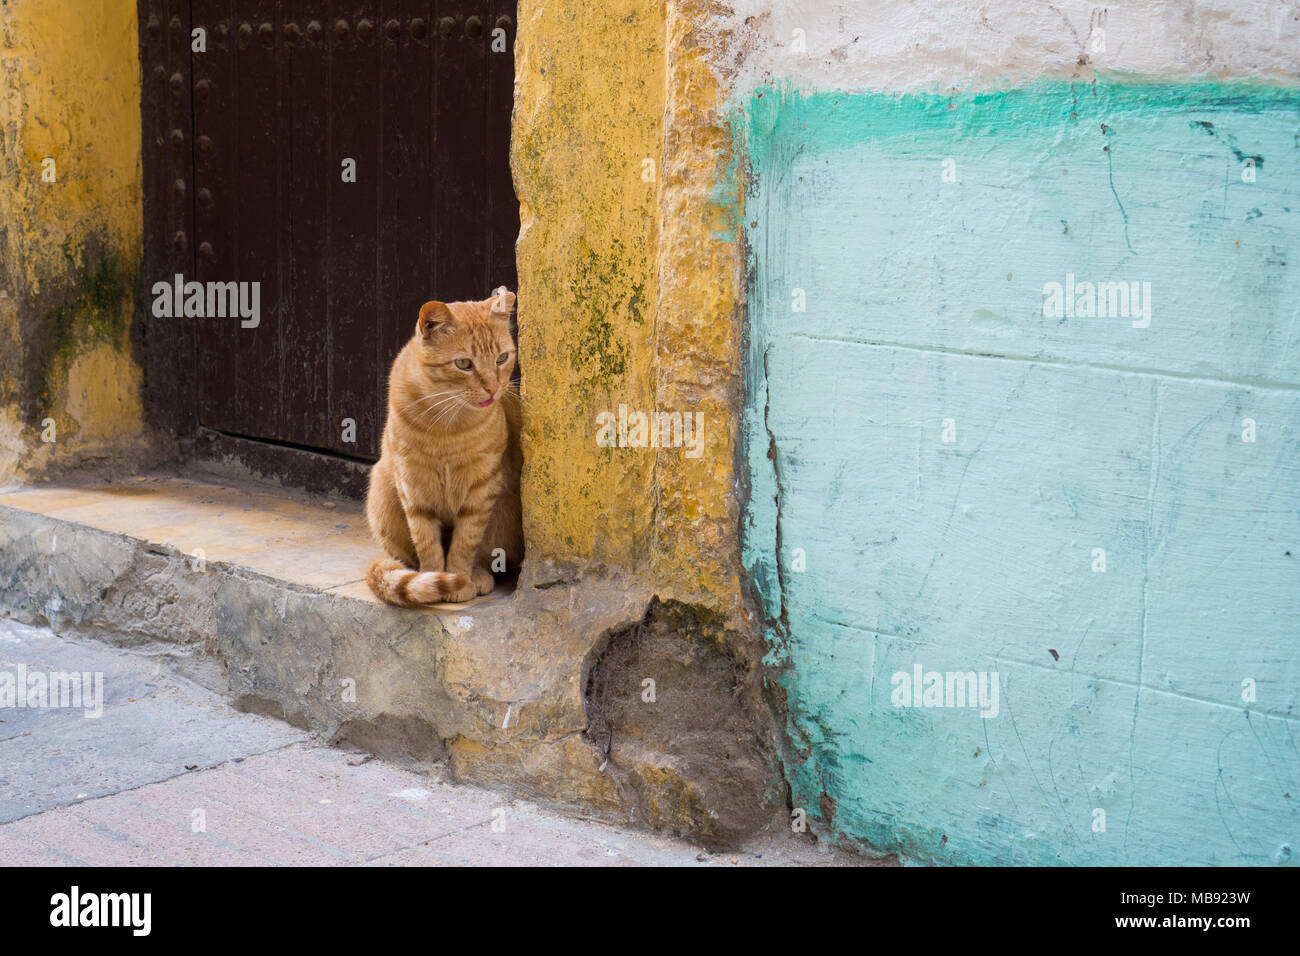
0, 506, 219, 649
0, 616, 300, 823
584, 598, 782, 848
0, 496, 785, 847
0, 618, 877, 866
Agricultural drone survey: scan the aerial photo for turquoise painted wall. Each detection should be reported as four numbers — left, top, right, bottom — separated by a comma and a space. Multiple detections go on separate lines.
738, 82, 1300, 865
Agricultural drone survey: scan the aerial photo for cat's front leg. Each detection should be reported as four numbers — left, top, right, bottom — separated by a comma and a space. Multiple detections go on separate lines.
444, 498, 497, 602
403, 505, 446, 573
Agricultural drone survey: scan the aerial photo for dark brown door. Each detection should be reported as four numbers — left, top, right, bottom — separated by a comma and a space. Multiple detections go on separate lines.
140, 1, 517, 464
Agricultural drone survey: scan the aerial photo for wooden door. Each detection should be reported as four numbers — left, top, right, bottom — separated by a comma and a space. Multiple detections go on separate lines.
139, 0, 518, 471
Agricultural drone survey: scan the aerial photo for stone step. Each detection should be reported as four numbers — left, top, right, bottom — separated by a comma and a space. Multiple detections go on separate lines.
0, 474, 781, 847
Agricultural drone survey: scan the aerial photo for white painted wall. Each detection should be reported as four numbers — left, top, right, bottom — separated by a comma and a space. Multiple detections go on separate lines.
711, 1, 1300, 92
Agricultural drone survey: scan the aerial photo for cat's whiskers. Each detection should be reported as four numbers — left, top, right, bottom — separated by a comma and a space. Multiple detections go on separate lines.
427, 397, 471, 431
400, 395, 460, 428
404, 398, 464, 435
402, 392, 446, 412
411, 393, 464, 429
401, 390, 458, 415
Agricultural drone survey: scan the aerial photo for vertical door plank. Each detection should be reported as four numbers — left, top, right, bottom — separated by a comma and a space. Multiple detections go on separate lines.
192, 0, 237, 431
139, 0, 196, 435
227, 0, 287, 441
432, 0, 489, 301
329, 1, 383, 458
283, 0, 333, 450
377, 0, 435, 428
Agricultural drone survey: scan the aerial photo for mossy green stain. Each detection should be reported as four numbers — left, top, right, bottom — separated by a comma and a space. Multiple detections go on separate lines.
21, 236, 139, 425
566, 240, 642, 391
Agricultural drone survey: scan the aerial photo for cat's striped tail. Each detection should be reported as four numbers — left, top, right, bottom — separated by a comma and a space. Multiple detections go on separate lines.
366, 558, 469, 606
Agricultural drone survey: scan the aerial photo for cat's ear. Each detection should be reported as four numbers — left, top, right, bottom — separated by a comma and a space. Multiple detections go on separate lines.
489, 287, 516, 318
417, 301, 455, 339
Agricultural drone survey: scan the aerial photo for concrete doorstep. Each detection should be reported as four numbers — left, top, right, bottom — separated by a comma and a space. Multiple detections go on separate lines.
0, 473, 884, 865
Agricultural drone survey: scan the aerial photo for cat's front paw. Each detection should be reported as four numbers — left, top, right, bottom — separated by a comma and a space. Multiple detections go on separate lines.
471, 566, 495, 596
443, 581, 477, 603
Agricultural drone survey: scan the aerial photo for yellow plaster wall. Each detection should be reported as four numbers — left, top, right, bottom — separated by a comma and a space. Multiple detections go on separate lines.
651, 0, 745, 615
513, 0, 747, 616
0, 0, 145, 480
512, 0, 664, 576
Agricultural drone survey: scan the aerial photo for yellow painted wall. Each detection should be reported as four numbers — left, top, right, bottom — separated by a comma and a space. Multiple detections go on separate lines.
0, 0, 145, 482
512, 0, 663, 576
513, 0, 747, 617
652, 0, 745, 615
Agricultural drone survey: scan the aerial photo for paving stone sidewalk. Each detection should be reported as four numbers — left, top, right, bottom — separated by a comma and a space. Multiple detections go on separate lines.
0, 617, 871, 867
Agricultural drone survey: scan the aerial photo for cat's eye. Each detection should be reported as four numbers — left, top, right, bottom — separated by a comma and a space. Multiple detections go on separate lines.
495, 352, 510, 365
453, 358, 472, 370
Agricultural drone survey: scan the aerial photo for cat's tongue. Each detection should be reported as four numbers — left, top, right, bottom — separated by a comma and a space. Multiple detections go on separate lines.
473, 398, 494, 407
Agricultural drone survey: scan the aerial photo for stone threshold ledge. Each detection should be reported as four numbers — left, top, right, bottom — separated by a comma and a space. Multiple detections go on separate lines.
0, 476, 779, 847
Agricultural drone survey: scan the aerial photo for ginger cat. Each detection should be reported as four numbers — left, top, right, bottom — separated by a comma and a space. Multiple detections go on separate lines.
366, 287, 523, 606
